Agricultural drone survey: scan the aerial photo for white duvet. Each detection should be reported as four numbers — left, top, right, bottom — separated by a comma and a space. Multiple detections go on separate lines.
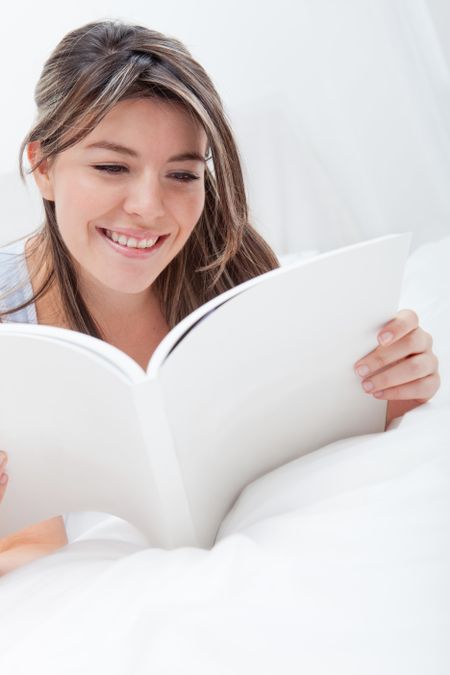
0, 236, 449, 675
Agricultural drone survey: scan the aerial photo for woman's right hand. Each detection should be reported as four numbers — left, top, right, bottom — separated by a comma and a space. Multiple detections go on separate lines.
0, 451, 9, 502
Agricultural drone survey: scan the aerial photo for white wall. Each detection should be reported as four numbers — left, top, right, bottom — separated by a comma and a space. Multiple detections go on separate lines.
1, 0, 449, 254
427, 0, 450, 66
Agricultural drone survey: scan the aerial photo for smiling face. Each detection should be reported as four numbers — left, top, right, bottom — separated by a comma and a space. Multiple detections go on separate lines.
28, 97, 208, 308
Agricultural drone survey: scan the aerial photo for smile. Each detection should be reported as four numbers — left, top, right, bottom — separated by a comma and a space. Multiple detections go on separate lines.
105, 229, 158, 249
97, 227, 169, 259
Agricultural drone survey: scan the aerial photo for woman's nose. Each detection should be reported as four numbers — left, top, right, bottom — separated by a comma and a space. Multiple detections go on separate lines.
122, 173, 166, 221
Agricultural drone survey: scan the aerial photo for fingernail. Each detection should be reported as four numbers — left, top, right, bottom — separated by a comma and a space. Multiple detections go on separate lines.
363, 381, 374, 392
356, 365, 370, 377
379, 332, 393, 345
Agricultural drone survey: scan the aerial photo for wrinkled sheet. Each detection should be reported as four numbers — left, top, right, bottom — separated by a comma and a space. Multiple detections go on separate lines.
0, 235, 449, 675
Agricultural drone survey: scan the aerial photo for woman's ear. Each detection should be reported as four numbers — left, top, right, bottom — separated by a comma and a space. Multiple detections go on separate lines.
26, 141, 55, 201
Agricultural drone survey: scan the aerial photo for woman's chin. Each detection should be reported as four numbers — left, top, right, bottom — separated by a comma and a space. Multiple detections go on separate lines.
101, 276, 156, 296
77, 266, 157, 303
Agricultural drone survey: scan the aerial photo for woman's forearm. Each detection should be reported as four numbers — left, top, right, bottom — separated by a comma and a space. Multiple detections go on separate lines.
0, 543, 58, 577
385, 399, 426, 430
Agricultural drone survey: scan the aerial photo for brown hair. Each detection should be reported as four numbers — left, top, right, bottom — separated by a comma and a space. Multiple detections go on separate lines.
0, 19, 279, 336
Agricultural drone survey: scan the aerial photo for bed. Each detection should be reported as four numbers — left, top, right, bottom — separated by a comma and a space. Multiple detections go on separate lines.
0, 234, 449, 675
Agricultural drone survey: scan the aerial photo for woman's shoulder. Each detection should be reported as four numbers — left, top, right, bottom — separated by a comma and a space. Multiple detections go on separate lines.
0, 237, 27, 253
0, 239, 28, 288
0, 237, 27, 259
0, 237, 37, 323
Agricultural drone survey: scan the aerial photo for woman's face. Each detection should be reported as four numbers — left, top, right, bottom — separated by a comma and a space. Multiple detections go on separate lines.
28, 97, 208, 303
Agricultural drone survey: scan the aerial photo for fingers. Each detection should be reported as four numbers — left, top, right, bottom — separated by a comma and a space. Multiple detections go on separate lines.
354, 327, 433, 377
353, 306, 440, 405
377, 308, 420, 346
371, 372, 441, 401
0, 451, 8, 498
357, 353, 439, 396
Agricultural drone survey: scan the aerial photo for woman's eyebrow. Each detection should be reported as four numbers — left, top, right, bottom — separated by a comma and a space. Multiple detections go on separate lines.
85, 141, 206, 163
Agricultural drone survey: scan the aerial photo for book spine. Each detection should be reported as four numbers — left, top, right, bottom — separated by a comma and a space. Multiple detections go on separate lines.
131, 378, 198, 548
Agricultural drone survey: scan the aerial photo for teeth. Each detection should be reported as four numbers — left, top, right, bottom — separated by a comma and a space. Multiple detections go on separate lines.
105, 229, 159, 249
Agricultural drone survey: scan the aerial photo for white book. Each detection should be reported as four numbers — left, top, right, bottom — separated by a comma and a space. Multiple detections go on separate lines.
0, 233, 411, 549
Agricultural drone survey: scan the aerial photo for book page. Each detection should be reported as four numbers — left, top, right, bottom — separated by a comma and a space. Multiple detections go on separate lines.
157, 233, 412, 548
0, 323, 147, 383
0, 334, 183, 543
146, 276, 266, 376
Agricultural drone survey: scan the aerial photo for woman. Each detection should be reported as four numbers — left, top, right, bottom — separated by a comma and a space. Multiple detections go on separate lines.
0, 19, 440, 575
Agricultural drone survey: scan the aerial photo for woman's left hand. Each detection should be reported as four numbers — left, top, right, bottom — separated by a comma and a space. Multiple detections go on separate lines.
353, 309, 441, 429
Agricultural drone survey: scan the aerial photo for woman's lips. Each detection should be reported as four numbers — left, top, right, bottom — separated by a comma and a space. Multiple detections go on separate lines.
97, 227, 168, 259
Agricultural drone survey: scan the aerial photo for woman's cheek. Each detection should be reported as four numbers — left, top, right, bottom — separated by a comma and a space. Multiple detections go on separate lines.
188, 187, 206, 226
171, 190, 205, 235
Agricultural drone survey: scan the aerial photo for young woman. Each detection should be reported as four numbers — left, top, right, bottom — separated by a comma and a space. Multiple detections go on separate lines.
0, 19, 440, 575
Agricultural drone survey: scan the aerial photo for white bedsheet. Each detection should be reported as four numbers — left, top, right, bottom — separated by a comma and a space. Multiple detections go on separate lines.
0, 235, 449, 675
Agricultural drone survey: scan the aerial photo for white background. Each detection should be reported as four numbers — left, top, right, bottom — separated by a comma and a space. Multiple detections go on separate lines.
0, 0, 449, 255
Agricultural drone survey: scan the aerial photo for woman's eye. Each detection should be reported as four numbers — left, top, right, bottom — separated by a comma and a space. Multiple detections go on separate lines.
170, 173, 199, 182
93, 166, 199, 181
93, 165, 128, 174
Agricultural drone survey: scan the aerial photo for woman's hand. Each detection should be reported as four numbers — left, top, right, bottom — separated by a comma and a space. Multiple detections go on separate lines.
353, 309, 441, 429
0, 451, 8, 500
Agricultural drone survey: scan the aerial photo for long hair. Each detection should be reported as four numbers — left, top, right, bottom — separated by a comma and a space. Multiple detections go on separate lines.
0, 19, 279, 335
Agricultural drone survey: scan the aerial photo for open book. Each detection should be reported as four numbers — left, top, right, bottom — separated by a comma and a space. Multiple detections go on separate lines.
0, 233, 411, 549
